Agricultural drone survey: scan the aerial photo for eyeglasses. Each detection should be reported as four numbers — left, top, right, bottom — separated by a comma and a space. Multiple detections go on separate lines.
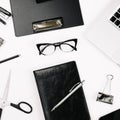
36, 39, 77, 55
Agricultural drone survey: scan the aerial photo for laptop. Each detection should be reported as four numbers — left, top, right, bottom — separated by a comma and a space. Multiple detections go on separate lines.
85, 0, 120, 66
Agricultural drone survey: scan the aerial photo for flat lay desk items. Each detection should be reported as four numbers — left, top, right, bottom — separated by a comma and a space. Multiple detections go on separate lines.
10, 0, 84, 36
99, 109, 120, 120
0, 0, 120, 120
33, 61, 90, 120
0, 54, 20, 64
0, 71, 32, 119
97, 74, 114, 105
51, 80, 85, 112
0, 7, 11, 25
36, 39, 77, 55
85, 0, 120, 66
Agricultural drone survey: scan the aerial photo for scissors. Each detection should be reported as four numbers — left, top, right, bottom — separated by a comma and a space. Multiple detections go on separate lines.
0, 71, 33, 119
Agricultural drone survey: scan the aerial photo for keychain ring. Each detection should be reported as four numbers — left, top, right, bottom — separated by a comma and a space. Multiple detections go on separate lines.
106, 74, 114, 80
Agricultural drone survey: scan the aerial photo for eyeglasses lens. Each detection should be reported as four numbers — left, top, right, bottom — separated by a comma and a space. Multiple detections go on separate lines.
39, 45, 55, 55
60, 41, 75, 52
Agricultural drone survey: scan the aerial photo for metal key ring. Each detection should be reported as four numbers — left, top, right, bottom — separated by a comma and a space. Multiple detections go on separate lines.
106, 74, 114, 81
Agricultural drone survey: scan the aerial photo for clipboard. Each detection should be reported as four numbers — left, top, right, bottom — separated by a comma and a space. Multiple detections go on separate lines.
10, 0, 84, 37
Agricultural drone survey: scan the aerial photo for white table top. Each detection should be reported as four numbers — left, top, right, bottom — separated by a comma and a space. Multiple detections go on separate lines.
0, 0, 120, 120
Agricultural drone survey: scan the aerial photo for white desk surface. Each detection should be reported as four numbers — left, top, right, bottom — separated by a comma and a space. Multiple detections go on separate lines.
0, 0, 120, 120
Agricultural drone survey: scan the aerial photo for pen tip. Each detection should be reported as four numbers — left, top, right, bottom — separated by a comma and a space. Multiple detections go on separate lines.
51, 107, 55, 112
17, 54, 21, 57
82, 80, 85, 82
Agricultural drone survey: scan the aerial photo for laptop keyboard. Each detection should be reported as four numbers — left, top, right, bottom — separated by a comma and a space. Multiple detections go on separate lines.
110, 8, 120, 28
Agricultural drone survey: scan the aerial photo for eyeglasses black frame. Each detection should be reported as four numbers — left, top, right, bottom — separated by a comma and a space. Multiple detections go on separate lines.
36, 38, 77, 55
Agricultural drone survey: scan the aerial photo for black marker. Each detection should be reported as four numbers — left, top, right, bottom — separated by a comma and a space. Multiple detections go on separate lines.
0, 54, 20, 64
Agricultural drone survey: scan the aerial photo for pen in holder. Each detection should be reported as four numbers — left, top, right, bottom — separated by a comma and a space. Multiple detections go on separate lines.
96, 74, 114, 104
0, 7, 12, 25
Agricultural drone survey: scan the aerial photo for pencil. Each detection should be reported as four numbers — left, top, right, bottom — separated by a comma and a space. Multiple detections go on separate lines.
0, 54, 20, 64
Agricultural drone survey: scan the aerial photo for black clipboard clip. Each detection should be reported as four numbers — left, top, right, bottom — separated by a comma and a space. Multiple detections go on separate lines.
32, 17, 63, 33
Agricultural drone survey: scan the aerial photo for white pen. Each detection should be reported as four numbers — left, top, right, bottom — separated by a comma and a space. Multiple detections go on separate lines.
51, 80, 85, 112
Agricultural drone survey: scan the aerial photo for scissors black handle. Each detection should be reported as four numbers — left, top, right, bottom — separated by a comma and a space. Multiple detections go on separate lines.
10, 102, 33, 114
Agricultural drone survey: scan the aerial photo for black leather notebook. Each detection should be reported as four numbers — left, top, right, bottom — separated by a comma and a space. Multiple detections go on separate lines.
33, 61, 90, 120
10, 0, 84, 37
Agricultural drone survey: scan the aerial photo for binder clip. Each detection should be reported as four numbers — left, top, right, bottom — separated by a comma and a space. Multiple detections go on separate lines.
96, 74, 114, 104
0, 7, 12, 25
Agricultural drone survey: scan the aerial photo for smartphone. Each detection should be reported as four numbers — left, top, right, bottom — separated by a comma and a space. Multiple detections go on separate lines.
99, 109, 120, 120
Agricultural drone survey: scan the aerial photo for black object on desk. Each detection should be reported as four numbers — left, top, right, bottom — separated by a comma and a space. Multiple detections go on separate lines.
0, 54, 20, 64
36, 0, 52, 3
99, 109, 120, 120
10, 0, 84, 37
36, 38, 78, 55
33, 61, 90, 120
0, 71, 32, 119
